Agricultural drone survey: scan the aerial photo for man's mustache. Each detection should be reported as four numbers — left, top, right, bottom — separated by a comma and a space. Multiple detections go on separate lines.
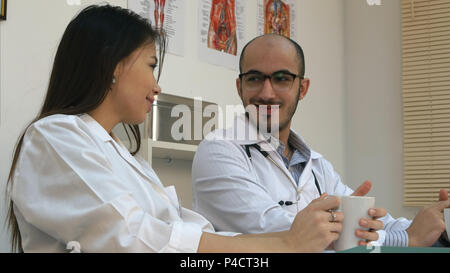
248, 99, 283, 106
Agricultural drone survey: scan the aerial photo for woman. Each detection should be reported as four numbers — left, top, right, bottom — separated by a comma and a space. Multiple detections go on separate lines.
6, 4, 343, 252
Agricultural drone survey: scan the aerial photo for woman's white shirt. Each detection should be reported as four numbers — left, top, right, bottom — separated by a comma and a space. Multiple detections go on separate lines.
11, 114, 236, 253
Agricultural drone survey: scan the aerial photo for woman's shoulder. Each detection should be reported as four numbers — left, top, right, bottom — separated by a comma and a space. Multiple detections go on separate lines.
25, 114, 91, 140
32, 114, 84, 127
20, 113, 108, 162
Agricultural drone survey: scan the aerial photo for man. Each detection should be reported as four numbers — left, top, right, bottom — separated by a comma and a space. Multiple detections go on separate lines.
192, 34, 450, 248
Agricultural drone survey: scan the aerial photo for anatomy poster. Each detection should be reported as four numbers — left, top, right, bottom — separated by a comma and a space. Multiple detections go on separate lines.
128, 0, 186, 56
199, 0, 246, 70
257, 0, 296, 39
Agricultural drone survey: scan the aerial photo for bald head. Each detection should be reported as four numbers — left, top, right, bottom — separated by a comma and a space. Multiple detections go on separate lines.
239, 34, 305, 77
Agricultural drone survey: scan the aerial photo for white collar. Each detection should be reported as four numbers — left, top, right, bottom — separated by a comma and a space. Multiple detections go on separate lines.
78, 114, 115, 143
207, 114, 322, 159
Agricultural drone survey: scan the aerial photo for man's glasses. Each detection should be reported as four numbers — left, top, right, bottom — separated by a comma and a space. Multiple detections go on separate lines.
239, 70, 303, 92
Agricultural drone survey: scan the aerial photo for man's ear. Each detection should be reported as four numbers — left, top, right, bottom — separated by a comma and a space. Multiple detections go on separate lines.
236, 78, 242, 98
299, 78, 310, 101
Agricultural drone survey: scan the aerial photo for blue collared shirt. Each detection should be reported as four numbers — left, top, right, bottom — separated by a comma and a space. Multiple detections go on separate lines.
276, 133, 310, 186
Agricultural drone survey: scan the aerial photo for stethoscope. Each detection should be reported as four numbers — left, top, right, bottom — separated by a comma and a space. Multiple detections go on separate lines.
243, 143, 322, 207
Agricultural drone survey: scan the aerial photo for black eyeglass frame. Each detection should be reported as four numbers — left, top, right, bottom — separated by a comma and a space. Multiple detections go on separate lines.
238, 70, 304, 91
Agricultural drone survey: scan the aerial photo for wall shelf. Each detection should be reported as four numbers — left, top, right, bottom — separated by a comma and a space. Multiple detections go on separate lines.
140, 139, 198, 165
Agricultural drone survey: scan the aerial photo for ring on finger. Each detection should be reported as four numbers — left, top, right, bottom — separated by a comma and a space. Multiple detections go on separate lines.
330, 211, 337, 222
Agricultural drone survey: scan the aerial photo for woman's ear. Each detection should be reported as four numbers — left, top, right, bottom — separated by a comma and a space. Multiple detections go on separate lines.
113, 63, 122, 80
113, 58, 127, 82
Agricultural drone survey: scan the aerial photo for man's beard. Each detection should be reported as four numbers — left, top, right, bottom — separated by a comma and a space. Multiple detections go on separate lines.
243, 87, 300, 136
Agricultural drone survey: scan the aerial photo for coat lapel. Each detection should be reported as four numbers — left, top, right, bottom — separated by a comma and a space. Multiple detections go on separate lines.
298, 158, 313, 189
79, 114, 172, 203
109, 138, 172, 202
265, 149, 298, 190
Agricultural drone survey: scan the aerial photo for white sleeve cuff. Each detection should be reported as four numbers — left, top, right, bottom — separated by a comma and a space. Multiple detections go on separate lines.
370, 230, 386, 246
164, 221, 204, 253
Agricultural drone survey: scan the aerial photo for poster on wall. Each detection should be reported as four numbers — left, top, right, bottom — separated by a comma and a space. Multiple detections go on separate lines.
0, 0, 6, 21
257, 0, 296, 39
128, 0, 186, 56
198, 0, 246, 70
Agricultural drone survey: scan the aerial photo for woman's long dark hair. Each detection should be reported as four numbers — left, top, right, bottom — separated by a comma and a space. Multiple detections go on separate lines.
5, 4, 166, 252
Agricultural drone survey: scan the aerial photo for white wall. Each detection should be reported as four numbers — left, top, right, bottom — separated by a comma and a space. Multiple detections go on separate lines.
344, 0, 420, 219
292, 0, 346, 178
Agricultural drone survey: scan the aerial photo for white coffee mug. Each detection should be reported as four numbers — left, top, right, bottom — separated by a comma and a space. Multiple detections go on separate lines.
334, 196, 376, 251
444, 208, 450, 237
